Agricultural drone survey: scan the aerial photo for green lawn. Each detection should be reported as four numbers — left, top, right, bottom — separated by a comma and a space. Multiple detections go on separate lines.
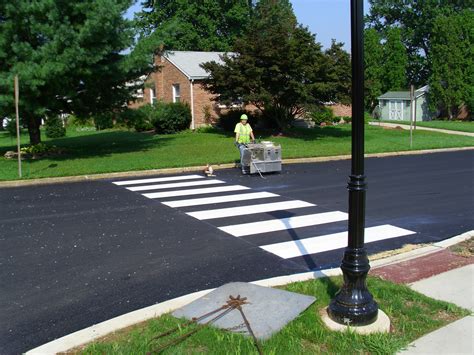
378, 120, 474, 133
1, 124, 473, 181
79, 276, 469, 354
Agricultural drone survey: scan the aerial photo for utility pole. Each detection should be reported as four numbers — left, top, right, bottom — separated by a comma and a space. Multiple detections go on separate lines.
410, 84, 414, 148
14, 75, 22, 178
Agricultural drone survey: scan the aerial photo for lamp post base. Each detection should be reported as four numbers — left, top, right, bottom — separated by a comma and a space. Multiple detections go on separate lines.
328, 247, 379, 326
320, 308, 390, 334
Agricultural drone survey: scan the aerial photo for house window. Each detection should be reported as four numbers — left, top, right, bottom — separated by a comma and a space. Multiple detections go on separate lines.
150, 87, 157, 105
217, 96, 243, 109
172, 84, 180, 103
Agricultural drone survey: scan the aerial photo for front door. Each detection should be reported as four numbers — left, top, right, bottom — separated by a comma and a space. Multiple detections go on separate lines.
389, 100, 403, 120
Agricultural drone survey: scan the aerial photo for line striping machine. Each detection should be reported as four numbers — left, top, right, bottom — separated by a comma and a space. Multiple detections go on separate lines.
241, 141, 282, 174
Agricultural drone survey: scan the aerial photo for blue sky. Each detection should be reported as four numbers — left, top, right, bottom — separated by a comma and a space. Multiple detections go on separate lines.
125, 0, 371, 51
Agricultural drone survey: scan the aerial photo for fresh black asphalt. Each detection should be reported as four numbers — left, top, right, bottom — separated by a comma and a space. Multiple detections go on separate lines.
1, 150, 473, 354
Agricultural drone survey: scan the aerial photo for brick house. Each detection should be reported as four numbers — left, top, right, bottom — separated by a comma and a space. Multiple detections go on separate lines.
326, 103, 352, 117
131, 51, 237, 129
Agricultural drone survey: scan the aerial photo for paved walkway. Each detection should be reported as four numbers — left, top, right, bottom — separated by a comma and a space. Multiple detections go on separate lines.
373, 250, 473, 354
400, 265, 473, 354
369, 121, 474, 137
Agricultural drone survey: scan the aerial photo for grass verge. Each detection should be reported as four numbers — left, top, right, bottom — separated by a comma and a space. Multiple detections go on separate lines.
449, 237, 474, 258
1, 124, 473, 181
378, 120, 474, 133
75, 276, 469, 355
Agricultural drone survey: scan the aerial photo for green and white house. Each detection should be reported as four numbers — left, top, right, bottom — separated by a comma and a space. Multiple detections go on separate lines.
377, 85, 436, 121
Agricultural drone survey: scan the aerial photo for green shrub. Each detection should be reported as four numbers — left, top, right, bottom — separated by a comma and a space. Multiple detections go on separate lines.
152, 102, 191, 134
45, 116, 66, 138
310, 106, 334, 125
20, 143, 64, 158
94, 112, 114, 130
133, 105, 155, 132
69, 115, 94, 127
117, 108, 147, 131
20, 142, 52, 155
364, 111, 372, 123
339, 116, 352, 123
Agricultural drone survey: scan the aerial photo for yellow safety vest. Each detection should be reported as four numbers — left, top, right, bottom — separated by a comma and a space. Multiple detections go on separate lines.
234, 123, 252, 144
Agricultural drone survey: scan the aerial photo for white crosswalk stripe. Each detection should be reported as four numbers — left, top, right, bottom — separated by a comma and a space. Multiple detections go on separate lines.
163, 192, 279, 208
126, 179, 225, 192
187, 200, 315, 220
113, 174, 203, 186
113, 175, 417, 263
162, 192, 280, 208
219, 211, 348, 237
260, 224, 416, 259
142, 185, 250, 199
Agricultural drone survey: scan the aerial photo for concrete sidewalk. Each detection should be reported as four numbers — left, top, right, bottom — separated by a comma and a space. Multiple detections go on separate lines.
400, 265, 473, 354
372, 247, 473, 354
369, 121, 474, 137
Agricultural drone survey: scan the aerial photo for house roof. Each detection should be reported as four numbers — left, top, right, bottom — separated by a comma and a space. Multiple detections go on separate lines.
378, 91, 411, 100
163, 51, 231, 80
378, 86, 429, 101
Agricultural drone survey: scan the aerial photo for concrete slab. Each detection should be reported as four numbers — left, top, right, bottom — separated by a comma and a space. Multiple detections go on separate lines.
409, 264, 474, 311
172, 282, 315, 340
320, 308, 390, 335
399, 316, 474, 354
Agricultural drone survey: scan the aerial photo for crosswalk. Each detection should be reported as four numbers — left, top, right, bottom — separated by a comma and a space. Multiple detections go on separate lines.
112, 174, 416, 264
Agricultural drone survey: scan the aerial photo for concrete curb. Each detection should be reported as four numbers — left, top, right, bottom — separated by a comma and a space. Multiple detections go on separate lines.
368, 122, 474, 137
2, 147, 474, 188
25, 230, 473, 354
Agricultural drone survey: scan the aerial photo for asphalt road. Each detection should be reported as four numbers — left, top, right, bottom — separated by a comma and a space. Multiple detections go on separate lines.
1, 150, 473, 354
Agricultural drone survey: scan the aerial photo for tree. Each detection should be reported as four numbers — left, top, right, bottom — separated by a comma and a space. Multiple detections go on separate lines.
0, 0, 149, 145
324, 40, 351, 105
428, 10, 474, 119
382, 27, 408, 92
364, 28, 384, 111
135, 0, 253, 52
201, 0, 329, 130
367, 0, 473, 85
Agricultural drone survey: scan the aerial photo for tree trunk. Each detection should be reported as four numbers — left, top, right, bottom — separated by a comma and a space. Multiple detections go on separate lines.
27, 116, 42, 145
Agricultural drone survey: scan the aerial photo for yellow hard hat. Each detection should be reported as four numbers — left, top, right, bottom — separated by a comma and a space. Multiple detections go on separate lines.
240, 114, 248, 120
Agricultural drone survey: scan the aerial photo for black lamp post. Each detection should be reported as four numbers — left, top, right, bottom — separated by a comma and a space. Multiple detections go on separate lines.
327, 0, 379, 326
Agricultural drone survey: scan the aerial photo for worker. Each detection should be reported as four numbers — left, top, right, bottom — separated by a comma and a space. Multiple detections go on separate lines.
234, 113, 255, 174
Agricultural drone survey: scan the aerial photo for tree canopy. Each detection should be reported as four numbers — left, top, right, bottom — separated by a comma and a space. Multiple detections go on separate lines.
367, 0, 474, 85
366, 0, 473, 118
382, 27, 408, 92
201, 0, 333, 130
135, 0, 253, 52
364, 28, 383, 111
324, 40, 351, 106
0, 0, 150, 144
428, 10, 474, 119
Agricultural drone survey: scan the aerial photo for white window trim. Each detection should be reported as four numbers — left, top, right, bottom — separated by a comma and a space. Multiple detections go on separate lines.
172, 84, 181, 103
149, 88, 156, 104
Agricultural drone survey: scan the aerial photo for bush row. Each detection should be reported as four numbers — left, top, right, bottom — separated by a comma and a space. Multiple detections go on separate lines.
308, 106, 372, 126
120, 102, 191, 134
